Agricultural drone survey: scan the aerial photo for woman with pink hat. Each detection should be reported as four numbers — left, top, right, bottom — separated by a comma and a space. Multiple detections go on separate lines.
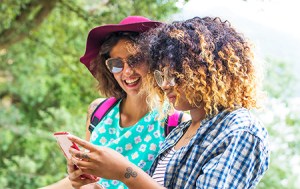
43, 16, 189, 189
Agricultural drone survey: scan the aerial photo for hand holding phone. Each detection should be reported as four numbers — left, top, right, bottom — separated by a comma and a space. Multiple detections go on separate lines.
53, 131, 97, 180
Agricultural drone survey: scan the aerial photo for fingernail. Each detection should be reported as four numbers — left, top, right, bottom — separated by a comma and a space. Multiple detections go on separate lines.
67, 135, 73, 140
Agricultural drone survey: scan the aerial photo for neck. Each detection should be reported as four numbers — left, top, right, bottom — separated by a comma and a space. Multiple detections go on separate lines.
120, 94, 149, 123
189, 106, 206, 128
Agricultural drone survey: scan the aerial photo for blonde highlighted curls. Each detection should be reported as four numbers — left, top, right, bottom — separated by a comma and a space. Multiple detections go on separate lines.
141, 16, 261, 118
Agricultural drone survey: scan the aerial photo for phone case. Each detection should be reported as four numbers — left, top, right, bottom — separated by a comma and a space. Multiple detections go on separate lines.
53, 132, 97, 180
54, 132, 80, 159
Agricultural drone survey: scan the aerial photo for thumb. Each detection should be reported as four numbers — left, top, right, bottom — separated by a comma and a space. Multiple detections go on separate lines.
94, 183, 105, 189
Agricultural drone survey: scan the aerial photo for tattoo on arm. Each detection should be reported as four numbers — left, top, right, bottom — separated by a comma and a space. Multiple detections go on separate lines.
124, 167, 137, 179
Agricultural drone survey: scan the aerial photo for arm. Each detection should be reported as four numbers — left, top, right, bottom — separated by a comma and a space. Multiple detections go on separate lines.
68, 135, 165, 189
38, 177, 72, 189
85, 98, 106, 141
196, 131, 269, 188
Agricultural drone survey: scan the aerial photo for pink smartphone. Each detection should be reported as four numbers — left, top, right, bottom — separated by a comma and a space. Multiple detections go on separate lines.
53, 132, 97, 180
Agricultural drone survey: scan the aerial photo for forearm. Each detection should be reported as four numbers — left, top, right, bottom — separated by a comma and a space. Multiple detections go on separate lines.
39, 177, 73, 189
120, 164, 165, 189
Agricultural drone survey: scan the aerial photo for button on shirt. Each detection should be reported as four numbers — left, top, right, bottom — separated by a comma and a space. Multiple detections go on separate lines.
149, 108, 270, 189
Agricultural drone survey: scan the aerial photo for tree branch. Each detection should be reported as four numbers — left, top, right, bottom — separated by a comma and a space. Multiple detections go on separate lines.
0, 0, 59, 49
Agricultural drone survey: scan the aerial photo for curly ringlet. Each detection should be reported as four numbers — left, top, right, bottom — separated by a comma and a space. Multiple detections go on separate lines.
90, 32, 142, 98
141, 16, 262, 118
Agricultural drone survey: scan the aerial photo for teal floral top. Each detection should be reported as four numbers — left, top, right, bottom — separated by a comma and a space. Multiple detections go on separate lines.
90, 100, 166, 189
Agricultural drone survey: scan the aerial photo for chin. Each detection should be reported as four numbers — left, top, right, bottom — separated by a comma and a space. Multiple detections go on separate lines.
173, 104, 184, 111
173, 103, 191, 111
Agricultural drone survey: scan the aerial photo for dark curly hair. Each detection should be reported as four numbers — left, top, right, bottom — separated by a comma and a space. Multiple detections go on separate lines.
141, 17, 261, 117
90, 32, 140, 98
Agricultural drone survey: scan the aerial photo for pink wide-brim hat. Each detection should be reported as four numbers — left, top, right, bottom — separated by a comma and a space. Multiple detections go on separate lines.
79, 16, 162, 77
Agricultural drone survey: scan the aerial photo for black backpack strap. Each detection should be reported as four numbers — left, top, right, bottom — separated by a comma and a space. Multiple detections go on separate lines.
89, 97, 120, 133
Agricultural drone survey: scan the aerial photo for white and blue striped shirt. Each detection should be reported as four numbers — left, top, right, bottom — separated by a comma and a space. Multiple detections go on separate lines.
152, 148, 176, 185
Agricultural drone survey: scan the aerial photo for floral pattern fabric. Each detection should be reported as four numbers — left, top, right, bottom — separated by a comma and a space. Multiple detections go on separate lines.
90, 100, 166, 189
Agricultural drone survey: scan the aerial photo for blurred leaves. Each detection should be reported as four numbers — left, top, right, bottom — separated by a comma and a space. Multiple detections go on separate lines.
0, 0, 58, 49
255, 59, 300, 189
263, 58, 296, 100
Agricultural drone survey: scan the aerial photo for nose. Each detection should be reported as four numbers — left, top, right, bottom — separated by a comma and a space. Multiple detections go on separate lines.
160, 79, 171, 91
123, 62, 134, 76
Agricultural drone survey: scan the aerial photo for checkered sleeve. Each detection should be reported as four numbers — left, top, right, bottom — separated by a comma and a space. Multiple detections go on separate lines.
196, 130, 269, 189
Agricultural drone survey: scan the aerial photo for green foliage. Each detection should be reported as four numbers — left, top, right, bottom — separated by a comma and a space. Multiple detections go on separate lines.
255, 59, 300, 189
263, 58, 296, 100
0, 105, 86, 188
0, 0, 33, 31
0, 0, 188, 188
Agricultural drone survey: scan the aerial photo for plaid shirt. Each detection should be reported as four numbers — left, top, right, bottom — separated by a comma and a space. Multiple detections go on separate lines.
149, 108, 269, 189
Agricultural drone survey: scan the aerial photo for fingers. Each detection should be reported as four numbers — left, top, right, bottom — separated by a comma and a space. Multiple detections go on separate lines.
69, 148, 93, 162
94, 183, 105, 189
68, 166, 83, 180
69, 177, 97, 189
71, 156, 91, 167
68, 160, 98, 187
67, 158, 77, 173
68, 135, 98, 151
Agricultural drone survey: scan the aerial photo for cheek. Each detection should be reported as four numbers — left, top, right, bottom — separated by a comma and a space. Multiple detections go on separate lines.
175, 90, 194, 109
179, 96, 190, 107
135, 63, 148, 76
113, 73, 122, 84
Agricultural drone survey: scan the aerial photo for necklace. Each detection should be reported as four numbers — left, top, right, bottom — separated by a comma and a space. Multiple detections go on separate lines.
183, 133, 196, 140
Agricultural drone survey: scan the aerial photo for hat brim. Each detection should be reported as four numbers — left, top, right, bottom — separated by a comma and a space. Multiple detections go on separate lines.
80, 21, 161, 76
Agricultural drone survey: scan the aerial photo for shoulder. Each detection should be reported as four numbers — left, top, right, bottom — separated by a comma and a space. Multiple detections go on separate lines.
87, 98, 106, 115
218, 108, 269, 154
223, 108, 267, 138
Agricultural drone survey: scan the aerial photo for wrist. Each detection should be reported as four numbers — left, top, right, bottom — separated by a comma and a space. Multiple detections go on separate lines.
119, 165, 139, 187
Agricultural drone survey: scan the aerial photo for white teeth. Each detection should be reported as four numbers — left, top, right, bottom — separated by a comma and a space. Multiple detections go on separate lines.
125, 78, 139, 84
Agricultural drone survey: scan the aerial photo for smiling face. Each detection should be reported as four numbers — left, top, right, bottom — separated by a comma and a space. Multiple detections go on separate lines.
109, 39, 148, 97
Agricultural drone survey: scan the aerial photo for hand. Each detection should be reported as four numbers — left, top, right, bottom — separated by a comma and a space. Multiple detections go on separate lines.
94, 183, 105, 189
67, 158, 99, 189
68, 135, 134, 182
78, 183, 105, 189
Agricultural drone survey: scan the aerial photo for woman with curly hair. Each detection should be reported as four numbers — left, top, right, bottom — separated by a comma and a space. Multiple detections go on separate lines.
67, 16, 270, 189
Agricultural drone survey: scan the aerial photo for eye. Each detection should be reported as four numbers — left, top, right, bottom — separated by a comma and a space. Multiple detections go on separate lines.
106, 58, 124, 73
126, 55, 137, 67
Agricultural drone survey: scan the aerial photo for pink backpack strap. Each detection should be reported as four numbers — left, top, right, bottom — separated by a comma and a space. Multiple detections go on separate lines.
89, 97, 119, 133
165, 110, 183, 136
